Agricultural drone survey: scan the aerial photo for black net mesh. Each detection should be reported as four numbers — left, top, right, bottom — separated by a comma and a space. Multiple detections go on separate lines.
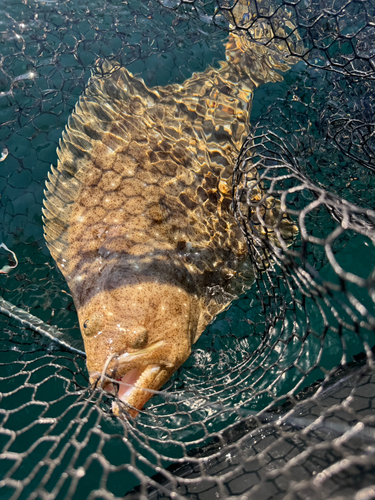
1, 0, 375, 498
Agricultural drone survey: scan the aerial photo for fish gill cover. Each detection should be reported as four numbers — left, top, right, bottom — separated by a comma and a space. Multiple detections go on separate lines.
0, 0, 375, 499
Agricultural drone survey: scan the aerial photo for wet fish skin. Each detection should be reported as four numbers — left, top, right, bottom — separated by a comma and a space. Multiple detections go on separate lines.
43, 18, 298, 416
46, 63, 248, 416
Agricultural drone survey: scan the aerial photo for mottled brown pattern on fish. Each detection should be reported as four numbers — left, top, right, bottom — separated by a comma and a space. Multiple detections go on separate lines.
43, 22, 298, 415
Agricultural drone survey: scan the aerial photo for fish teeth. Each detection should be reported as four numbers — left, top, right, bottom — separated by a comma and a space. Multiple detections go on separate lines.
115, 365, 161, 403
117, 340, 165, 364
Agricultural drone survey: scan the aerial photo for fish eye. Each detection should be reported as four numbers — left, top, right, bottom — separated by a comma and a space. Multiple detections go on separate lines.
82, 313, 102, 337
131, 327, 148, 349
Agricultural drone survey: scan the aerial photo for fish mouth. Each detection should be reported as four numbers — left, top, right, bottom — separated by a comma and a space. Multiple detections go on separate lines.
90, 340, 171, 417
116, 340, 166, 366
110, 364, 163, 418
117, 364, 161, 400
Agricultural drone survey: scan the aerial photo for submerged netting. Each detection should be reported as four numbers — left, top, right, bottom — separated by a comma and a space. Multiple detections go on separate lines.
1, 0, 375, 498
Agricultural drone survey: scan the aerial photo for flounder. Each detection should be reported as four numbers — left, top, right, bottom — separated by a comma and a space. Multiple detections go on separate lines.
43, 6, 298, 417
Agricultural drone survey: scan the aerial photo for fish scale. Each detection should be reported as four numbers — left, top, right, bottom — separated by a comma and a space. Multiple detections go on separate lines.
42, 20, 298, 415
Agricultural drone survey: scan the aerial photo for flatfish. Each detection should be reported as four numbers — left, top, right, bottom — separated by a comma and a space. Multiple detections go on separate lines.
43, 9, 297, 416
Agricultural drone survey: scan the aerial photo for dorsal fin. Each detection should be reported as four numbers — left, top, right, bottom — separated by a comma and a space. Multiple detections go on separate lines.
43, 62, 154, 265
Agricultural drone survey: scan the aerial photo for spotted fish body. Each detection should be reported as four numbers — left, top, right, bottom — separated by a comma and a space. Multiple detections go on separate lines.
43, 16, 296, 415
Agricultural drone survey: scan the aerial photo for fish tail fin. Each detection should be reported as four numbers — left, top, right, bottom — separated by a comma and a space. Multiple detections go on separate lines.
224, 0, 303, 87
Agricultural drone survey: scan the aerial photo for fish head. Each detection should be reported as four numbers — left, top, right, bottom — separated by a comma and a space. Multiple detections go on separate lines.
77, 273, 199, 417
